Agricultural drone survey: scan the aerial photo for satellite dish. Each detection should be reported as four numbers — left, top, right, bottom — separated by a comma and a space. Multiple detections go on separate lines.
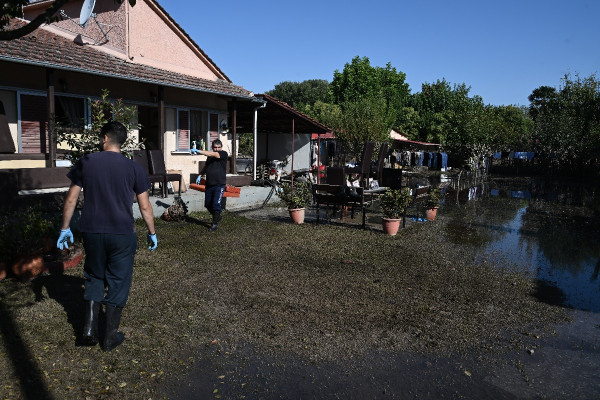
79, 0, 96, 28
58, 0, 110, 43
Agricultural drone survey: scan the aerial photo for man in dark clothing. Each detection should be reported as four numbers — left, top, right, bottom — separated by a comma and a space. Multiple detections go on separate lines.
57, 121, 157, 352
195, 139, 228, 231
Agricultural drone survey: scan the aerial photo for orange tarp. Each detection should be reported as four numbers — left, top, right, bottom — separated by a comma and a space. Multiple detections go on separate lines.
189, 183, 241, 198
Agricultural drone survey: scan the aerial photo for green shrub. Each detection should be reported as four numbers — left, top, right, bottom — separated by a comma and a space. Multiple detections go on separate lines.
0, 205, 58, 264
380, 187, 412, 219
276, 181, 312, 209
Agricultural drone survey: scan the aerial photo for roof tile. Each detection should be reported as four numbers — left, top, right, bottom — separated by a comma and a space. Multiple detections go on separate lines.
0, 19, 255, 100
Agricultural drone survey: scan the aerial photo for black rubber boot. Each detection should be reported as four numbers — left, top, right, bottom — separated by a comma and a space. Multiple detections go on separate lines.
209, 211, 221, 232
103, 305, 125, 352
80, 300, 100, 346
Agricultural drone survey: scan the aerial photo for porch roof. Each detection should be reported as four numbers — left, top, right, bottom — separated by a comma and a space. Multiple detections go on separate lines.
235, 93, 332, 134
0, 19, 258, 102
393, 138, 441, 149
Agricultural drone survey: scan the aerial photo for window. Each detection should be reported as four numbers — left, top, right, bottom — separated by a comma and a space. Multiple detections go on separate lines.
56, 95, 85, 128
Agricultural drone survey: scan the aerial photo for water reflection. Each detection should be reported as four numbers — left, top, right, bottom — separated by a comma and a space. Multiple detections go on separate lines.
440, 175, 600, 312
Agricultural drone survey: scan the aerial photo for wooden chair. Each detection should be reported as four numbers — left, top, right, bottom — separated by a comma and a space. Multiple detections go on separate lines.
313, 183, 366, 228
132, 150, 165, 197
402, 185, 430, 228
345, 141, 375, 188
325, 166, 346, 186
148, 149, 182, 198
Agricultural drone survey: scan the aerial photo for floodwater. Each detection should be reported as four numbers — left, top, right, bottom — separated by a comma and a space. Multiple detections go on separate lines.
437, 174, 600, 313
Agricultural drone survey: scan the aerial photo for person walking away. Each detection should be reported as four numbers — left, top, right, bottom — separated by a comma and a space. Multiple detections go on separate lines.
195, 139, 228, 231
57, 121, 158, 352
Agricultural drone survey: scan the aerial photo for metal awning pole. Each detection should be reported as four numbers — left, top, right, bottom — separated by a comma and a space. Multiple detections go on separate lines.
253, 108, 258, 180
253, 100, 266, 181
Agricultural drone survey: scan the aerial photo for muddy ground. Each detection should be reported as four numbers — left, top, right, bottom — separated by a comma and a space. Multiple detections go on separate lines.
1, 198, 599, 399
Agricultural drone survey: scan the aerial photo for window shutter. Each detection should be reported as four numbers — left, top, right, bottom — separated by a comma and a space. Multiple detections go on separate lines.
20, 94, 48, 153
177, 109, 190, 150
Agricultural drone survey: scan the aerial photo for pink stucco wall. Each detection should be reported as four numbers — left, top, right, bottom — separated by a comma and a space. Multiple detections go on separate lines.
128, 1, 221, 81
24, 0, 224, 81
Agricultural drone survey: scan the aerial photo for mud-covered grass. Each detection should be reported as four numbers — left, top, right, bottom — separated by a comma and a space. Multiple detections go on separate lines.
0, 205, 571, 399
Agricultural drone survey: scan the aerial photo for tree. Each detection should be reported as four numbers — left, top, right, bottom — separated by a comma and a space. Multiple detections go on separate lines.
530, 73, 600, 171
395, 106, 421, 140
302, 100, 342, 130
0, 0, 136, 41
410, 79, 477, 145
266, 79, 330, 109
336, 98, 393, 156
528, 86, 557, 121
238, 132, 253, 157
410, 79, 516, 168
488, 105, 532, 151
327, 56, 410, 158
330, 56, 410, 127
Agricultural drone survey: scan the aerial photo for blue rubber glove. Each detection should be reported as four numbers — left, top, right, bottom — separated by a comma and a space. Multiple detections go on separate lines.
147, 233, 158, 251
57, 228, 73, 250
195, 175, 203, 184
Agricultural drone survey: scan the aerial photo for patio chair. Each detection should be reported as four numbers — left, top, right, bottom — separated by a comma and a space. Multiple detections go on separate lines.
370, 142, 389, 184
132, 150, 165, 197
345, 141, 375, 188
325, 166, 346, 186
148, 149, 182, 198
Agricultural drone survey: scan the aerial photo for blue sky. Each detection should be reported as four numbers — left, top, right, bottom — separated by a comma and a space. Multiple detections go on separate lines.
161, 0, 599, 107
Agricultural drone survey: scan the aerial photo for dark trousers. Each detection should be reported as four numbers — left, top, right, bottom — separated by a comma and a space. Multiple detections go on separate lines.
204, 184, 225, 214
82, 232, 138, 308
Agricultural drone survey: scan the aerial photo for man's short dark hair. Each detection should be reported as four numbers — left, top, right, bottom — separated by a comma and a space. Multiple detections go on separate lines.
212, 139, 223, 148
101, 121, 128, 146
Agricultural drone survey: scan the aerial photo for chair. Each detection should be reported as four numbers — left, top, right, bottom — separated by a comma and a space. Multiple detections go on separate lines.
370, 142, 389, 184
148, 149, 182, 198
325, 166, 346, 186
345, 141, 375, 188
132, 150, 165, 197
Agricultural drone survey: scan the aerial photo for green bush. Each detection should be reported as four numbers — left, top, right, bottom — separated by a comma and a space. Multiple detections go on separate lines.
0, 205, 58, 264
425, 187, 443, 209
380, 187, 412, 219
276, 181, 312, 209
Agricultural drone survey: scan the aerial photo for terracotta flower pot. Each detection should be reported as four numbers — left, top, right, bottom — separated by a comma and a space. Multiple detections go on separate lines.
382, 218, 401, 236
425, 207, 438, 221
288, 208, 305, 224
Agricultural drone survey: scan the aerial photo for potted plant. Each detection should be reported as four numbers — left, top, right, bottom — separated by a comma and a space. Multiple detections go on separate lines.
276, 180, 313, 224
380, 187, 412, 235
424, 187, 443, 221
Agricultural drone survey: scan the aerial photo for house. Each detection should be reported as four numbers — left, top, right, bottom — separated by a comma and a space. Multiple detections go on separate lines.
0, 0, 263, 184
